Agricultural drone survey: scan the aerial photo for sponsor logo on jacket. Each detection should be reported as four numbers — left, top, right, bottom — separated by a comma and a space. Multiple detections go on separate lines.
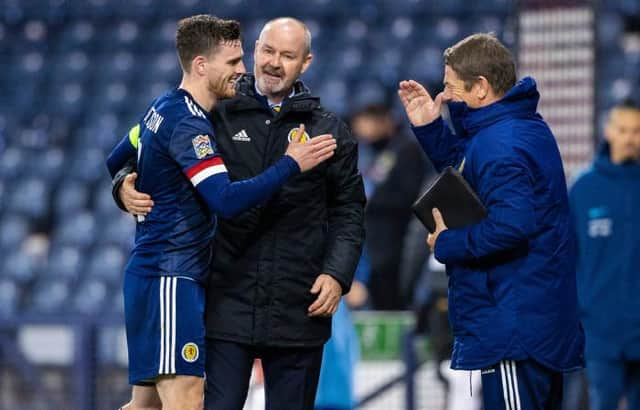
232, 129, 251, 142
587, 207, 612, 238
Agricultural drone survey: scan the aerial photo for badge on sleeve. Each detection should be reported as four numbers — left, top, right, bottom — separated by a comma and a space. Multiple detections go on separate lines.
192, 134, 214, 159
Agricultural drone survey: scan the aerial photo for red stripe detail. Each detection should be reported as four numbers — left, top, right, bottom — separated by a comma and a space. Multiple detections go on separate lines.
185, 156, 224, 178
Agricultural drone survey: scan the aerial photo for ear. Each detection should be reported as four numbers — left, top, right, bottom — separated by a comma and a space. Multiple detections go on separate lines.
475, 76, 490, 100
192, 55, 207, 76
300, 53, 313, 75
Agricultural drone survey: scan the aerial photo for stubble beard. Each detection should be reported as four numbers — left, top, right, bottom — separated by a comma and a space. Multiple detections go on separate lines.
209, 76, 235, 100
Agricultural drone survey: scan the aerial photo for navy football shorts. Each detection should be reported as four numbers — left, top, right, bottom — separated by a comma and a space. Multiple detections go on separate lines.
123, 273, 205, 385
481, 359, 563, 410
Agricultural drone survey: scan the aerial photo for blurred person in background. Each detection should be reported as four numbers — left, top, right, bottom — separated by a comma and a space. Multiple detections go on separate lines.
399, 33, 584, 409
112, 17, 365, 410
569, 98, 640, 410
351, 103, 429, 310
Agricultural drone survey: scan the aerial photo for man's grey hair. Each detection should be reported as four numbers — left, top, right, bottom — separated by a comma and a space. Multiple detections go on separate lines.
260, 17, 312, 56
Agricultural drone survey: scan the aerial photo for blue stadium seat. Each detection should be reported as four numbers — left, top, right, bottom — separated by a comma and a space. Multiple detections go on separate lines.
140, 19, 176, 52
0, 278, 20, 318
73, 279, 109, 315
28, 147, 65, 182
7, 176, 49, 221
406, 45, 446, 85
94, 181, 128, 222
467, 0, 512, 13
0, 146, 25, 179
0, 214, 30, 251
0, 22, 9, 54
379, 0, 434, 17
90, 81, 131, 113
334, 18, 369, 47
316, 77, 348, 115
603, 0, 640, 14
14, 20, 49, 53
50, 50, 92, 84
66, 147, 109, 184
72, 112, 125, 152
144, 50, 181, 84
92, 51, 136, 87
86, 245, 126, 284
2, 249, 38, 285
8, 51, 46, 90
46, 245, 84, 281
97, 21, 142, 52
29, 278, 72, 314
0, 180, 5, 215
45, 81, 87, 117
52, 211, 96, 249
54, 21, 97, 52
434, 17, 461, 48
367, 48, 404, 86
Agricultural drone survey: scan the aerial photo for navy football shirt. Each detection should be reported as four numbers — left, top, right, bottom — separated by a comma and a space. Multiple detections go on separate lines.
126, 88, 227, 283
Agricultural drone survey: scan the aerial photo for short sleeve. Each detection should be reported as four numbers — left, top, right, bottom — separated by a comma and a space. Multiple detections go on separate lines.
168, 116, 228, 187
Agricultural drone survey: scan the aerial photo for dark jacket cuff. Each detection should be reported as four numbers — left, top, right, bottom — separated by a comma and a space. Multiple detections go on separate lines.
111, 163, 135, 212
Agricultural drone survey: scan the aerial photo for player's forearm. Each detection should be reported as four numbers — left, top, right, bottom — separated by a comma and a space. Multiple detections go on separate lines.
196, 155, 299, 218
111, 158, 137, 212
106, 136, 137, 178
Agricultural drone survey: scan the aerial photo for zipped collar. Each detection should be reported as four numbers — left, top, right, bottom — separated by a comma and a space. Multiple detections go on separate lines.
447, 76, 540, 137
226, 73, 319, 114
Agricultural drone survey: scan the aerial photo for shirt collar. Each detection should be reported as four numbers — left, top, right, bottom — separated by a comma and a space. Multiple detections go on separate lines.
254, 81, 295, 110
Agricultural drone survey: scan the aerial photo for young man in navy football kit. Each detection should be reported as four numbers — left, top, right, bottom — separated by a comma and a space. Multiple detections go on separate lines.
106, 15, 336, 410
399, 33, 585, 409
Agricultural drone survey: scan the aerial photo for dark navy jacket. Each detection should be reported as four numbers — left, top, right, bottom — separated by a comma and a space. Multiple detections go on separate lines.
570, 143, 640, 360
412, 77, 585, 371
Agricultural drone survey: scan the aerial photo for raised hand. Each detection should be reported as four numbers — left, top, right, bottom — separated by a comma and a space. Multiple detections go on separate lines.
285, 123, 337, 172
398, 80, 445, 127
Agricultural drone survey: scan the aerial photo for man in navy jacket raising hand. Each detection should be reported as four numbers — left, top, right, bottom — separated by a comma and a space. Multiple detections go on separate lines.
398, 33, 584, 410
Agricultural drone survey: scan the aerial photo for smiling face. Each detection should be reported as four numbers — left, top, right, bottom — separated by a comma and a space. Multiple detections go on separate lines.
254, 19, 312, 102
205, 39, 245, 99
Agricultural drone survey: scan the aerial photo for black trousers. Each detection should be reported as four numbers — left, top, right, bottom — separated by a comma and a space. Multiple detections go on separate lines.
204, 338, 324, 410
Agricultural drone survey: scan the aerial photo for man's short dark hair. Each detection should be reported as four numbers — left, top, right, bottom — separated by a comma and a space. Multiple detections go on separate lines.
176, 14, 241, 72
443, 33, 516, 96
